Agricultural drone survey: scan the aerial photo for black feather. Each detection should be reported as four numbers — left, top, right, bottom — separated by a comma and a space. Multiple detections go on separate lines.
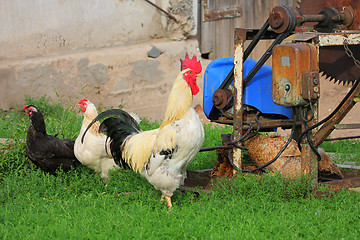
81, 109, 140, 143
81, 109, 141, 169
160, 147, 178, 160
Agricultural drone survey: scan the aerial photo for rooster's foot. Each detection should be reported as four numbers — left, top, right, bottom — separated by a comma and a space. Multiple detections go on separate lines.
160, 195, 172, 208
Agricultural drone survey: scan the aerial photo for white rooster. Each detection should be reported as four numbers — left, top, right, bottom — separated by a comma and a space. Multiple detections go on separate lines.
82, 54, 205, 207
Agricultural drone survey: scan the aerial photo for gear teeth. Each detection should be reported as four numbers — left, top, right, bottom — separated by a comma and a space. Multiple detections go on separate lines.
320, 71, 334, 82
319, 71, 355, 85
320, 71, 327, 79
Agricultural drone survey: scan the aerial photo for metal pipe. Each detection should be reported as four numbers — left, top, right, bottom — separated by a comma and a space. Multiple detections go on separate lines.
299, 14, 326, 23
199, 145, 232, 152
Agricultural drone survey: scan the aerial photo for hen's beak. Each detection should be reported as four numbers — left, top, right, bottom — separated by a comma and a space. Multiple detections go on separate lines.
197, 74, 202, 77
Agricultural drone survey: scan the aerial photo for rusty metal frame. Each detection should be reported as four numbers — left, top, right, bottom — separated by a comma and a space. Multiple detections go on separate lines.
231, 28, 320, 181
184, 8, 360, 192
289, 32, 360, 147
230, 30, 360, 185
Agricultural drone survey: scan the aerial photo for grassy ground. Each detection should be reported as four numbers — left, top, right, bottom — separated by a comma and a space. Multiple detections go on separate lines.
1, 96, 360, 239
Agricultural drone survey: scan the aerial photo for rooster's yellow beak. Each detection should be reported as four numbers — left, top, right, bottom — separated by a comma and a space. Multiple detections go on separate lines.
197, 74, 202, 77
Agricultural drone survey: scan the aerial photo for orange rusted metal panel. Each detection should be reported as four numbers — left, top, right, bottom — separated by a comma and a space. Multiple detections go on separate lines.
272, 43, 318, 106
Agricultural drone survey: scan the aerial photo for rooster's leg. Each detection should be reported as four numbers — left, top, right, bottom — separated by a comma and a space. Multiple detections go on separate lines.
165, 196, 172, 208
160, 195, 172, 208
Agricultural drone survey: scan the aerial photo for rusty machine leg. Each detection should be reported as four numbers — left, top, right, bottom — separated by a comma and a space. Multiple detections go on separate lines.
232, 29, 247, 172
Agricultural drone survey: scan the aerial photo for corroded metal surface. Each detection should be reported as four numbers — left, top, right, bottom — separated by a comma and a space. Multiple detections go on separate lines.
232, 28, 247, 172
269, 6, 298, 33
301, 71, 320, 101
183, 170, 213, 191
212, 89, 232, 110
298, 0, 360, 31
319, 45, 360, 85
183, 169, 360, 191
288, 32, 360, 84
321, 171, 360, 191
272, 43, 318, 106
317, 33, 360, 84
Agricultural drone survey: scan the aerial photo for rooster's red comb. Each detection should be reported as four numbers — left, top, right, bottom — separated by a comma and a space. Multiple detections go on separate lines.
78, 98, 88, 104
180, 53, 202, 74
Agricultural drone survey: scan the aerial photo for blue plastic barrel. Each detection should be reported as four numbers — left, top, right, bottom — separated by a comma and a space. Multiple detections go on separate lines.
203, 57, 292, 120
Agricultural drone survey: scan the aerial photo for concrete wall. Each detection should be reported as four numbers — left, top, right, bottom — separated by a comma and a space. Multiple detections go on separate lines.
0, 39, 206, 119
0, 0, 202, 120
0, 0, 198, 60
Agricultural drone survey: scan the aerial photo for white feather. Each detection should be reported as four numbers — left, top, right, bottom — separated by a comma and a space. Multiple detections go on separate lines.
74, 100, 119, 181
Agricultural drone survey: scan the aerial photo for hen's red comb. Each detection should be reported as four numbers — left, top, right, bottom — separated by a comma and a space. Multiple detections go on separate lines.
23, 105, 28, 110
78, 98, 88, 104
180, 53, 202, 74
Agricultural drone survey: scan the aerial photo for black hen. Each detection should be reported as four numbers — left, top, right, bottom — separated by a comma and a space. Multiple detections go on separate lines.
23, 105, 81, 175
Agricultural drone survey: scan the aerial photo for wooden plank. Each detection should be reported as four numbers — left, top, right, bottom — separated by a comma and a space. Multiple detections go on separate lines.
349, 187, 360, 193
337, 164, 360, 170
215, 19, 232, 58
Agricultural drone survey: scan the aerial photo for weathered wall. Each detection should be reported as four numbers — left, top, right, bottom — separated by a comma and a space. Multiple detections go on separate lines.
0, 39, 206, 120
0, 0, 197, 60
0, 0, 201, 121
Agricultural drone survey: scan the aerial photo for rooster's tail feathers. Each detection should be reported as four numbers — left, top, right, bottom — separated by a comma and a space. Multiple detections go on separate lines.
81, 109, 140, 143
97, 109, 141, 131
81, 109, 141, 168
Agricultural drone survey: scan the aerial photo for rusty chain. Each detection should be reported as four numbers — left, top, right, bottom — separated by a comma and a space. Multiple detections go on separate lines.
344, 40, 360, 69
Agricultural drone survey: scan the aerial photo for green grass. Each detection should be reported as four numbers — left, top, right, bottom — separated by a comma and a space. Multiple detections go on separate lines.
1, 170, 359, 239
0, 96, 360, 239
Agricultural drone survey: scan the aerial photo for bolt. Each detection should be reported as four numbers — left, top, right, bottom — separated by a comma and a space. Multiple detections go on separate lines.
313, 78, 319, 85
314, 86, 319, 93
